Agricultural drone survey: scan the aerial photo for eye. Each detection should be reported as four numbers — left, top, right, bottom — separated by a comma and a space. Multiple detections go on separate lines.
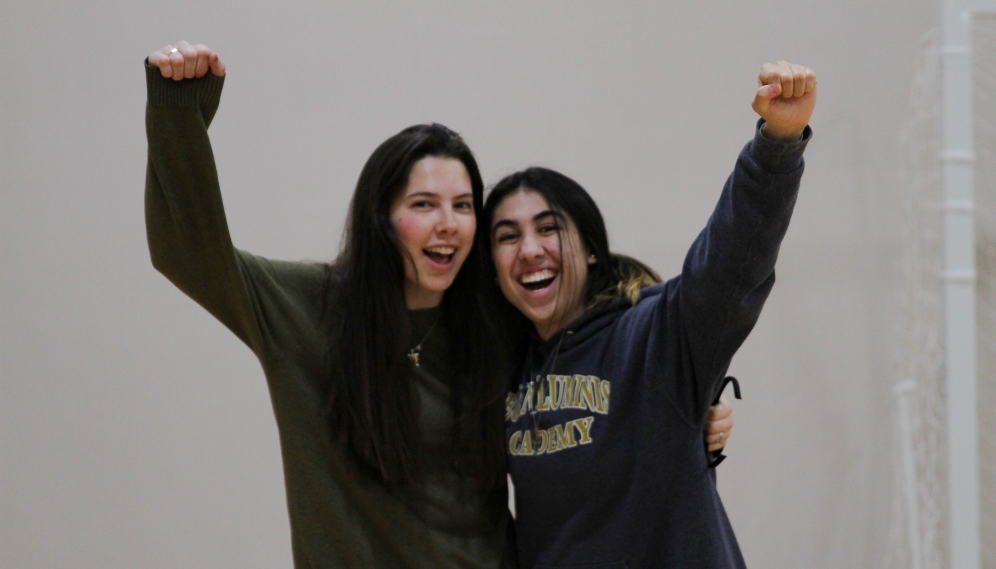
411, 200, 433, 209
538, 222, 561, 234
455, 200, 474, 211
495, 230, 520, 243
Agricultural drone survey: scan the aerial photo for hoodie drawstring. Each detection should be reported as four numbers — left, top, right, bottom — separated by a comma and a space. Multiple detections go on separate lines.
707, 376, 741, 468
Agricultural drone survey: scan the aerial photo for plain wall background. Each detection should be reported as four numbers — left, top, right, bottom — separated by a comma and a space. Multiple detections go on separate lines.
1, 1, 938, 567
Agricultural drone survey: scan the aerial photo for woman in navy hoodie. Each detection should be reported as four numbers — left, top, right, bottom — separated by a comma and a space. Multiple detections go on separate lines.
482, 61, 816, 569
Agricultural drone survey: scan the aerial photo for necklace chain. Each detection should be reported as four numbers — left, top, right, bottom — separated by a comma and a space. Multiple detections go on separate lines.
408, 313, 441, 367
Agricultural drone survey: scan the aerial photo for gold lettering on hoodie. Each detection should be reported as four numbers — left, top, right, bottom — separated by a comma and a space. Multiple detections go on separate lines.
505, 374, 609, 457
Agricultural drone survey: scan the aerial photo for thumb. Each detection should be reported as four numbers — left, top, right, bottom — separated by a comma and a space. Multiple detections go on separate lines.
751, 82, 781, 115
756, 82, 782, 100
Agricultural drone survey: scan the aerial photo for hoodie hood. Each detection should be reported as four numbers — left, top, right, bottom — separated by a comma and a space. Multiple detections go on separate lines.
528, 282, 667, 358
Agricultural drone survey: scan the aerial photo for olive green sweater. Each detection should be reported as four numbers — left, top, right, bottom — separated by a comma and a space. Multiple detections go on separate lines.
144, 63, 507, 568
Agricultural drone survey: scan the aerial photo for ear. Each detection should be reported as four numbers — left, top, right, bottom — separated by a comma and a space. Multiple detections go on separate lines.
588, 254, 597, 265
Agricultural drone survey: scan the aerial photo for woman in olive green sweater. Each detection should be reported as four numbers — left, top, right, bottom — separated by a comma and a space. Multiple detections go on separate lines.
143, 40, 733, 568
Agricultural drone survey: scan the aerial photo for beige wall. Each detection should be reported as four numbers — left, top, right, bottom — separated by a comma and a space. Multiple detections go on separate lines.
0, 1, 938, 567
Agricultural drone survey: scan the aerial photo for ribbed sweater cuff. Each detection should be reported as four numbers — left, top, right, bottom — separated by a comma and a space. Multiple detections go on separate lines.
144, 59, 225, 110
750, 118, 812, 174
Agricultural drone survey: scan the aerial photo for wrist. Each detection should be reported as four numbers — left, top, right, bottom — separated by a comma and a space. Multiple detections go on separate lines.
751, 118, 811, 173
761, 122, 805, 143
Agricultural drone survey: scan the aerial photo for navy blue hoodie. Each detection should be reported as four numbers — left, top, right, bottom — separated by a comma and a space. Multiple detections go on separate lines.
504, 121, 811, 569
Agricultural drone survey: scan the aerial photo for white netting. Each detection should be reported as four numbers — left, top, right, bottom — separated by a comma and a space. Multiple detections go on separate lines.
888, 29, 948, 569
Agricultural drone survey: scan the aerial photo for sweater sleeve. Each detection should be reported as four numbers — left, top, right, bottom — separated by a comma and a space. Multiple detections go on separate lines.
143, 62, 266, 353
667, 119, 811, 423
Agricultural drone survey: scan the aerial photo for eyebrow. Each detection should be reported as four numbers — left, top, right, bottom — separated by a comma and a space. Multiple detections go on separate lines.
533, 210, 562, 222
405, 191, 474, 200
491, 210, 562, 236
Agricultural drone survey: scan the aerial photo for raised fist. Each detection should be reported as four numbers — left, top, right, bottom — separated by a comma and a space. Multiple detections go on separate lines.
148, 40, 225, 81
751, 61, 816, 142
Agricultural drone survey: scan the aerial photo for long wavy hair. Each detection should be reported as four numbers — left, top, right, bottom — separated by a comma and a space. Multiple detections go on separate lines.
480, 167, 662, 341
325, 123, 506, 487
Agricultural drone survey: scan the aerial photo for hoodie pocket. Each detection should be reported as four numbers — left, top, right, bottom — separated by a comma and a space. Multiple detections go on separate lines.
535, 563, 627, 569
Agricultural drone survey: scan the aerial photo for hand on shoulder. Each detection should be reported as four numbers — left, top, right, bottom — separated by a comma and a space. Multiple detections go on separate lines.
704, 394, 733, 452
751, 61, 816, 142
148, 40, 225, 81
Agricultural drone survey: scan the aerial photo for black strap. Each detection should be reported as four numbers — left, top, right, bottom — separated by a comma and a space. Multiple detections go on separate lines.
707, 376, 741, 469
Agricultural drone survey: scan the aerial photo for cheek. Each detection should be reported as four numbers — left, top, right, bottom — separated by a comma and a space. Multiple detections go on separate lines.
567, 254, 588, 282
392, 216, 425, 253
492, 248, 515, 282
460, 216, 477, 242
542, 238, 563, 267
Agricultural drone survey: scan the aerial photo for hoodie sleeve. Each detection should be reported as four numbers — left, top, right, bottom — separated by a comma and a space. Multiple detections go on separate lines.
143, 62, 325, 358
665, 119, 810, 424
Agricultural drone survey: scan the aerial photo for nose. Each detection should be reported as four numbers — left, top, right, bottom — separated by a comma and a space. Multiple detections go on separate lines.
436, 206, 458, 235
518, 232, 544, 261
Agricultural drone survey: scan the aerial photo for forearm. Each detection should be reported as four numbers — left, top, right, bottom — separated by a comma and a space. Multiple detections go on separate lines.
678, 122, 810, 407
684, 121, 809, 293
144, 62, 256, 346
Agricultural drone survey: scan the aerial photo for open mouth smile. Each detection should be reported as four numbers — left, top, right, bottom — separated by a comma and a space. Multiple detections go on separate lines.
424, 245, 456, 266
519, 269, 558, 292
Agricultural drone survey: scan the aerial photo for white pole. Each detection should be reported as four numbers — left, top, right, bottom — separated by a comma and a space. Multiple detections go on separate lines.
940, 1, 993, 567
895, 380, 923, 569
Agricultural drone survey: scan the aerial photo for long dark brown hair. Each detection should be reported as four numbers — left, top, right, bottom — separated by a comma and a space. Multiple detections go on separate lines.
325, 123, 506, 487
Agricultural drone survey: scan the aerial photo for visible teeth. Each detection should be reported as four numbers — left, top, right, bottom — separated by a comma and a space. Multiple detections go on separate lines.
425, 246, 455, 255
521, 270, 556, 284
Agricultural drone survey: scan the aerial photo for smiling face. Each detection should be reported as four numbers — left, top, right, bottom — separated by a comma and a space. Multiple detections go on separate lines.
390, 156, 476, 309
490, 189, 593, 340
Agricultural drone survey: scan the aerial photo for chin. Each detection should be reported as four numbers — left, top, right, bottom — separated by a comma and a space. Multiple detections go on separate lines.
422, 278, 455, 295
521, 308, 554, 328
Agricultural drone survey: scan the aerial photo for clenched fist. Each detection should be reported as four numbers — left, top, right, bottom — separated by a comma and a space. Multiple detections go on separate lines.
752, 61, 816, 142
148, 40, 225, 81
